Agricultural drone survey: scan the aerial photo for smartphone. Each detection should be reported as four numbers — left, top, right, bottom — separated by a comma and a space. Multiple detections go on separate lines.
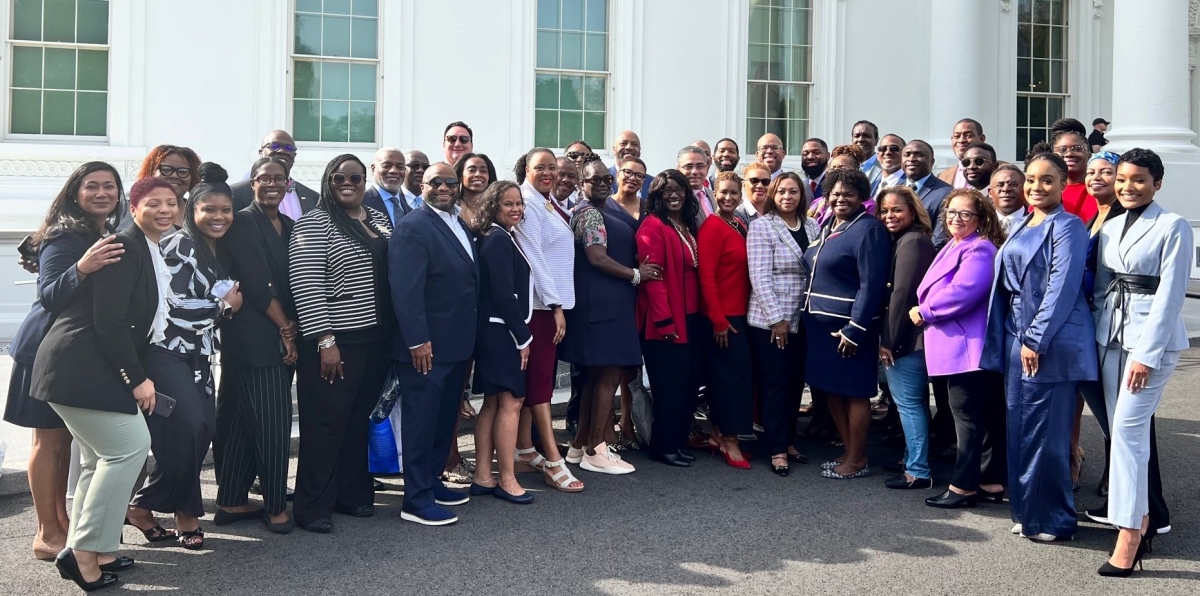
17, 235, 36, 260
153, 392, 177, 418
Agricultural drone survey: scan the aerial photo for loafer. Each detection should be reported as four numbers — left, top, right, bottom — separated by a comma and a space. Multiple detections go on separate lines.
99, 556, 135, 572
884, 474, 933, 489
493, 486, 535, 505
433, 486, 469, 506
299, 518, 333, 533
334, 504, 374, 517
925, 489, 978, 509
214, 508, 264, 526
400, 504, 458, 526
263, 513, 295, 535
468, 482, 496, 496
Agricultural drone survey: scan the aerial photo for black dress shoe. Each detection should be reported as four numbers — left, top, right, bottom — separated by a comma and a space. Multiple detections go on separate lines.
649, 452, 691, 467
925, 489, 978, 509
98, 557, 135, 573
885, 474, 933, 489
56, 548, 120, 592
676, 449, 696, 462
334, 504, 374, 517
300, 518, 333, 533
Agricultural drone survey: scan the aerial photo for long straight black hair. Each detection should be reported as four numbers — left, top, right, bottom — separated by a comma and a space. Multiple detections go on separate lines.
33, 161, 124, 247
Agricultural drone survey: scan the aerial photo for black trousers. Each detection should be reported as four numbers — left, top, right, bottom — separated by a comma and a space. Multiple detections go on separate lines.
642, 314, 706, 457
931, 376, 954, 443
748, 324, 805, 456
1079, 380, 1170, 527
707, 316, 754, 436
945, 370, 1007, 490
294, 340, 391, 525
397, 360, 468, 511
131, 347, 215, 518
215, 363, 294, 516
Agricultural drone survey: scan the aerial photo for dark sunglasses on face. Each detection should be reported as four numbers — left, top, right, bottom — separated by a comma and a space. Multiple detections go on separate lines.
330, 173, 364, 185
584, 175, 615, 186
445, 135, 471, 145
747, 177, 771, 187
877, 145, 901, 155
619, 169, 646, 181
566, 151, 593, 160
157, 165, 191, 178
426, 177, 460, 189
262, 141, 297, 154
960, 157, 991, 167
253, 175, 288, 186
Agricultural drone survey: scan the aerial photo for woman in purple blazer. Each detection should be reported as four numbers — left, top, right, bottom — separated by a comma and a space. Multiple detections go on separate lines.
912, 189, 1007, 509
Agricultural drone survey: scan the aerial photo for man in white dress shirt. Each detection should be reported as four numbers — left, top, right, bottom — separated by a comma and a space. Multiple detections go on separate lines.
678, 146, 715, 226
874, 134, 908, 195
989, 164, 1027, 233
400, 150, 430, 211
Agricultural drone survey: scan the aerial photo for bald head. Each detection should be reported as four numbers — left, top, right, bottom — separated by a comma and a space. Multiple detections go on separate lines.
403, 150, 430, 195
260, 129, 297, 170
371, 147, 406, 193
612, 130, 642, 161
690, 140, 713, 170
756, 133, 785, 173
422, 162, 458, 212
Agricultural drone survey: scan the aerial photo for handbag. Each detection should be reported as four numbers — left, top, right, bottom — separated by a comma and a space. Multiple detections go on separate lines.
370, 367, 401, 423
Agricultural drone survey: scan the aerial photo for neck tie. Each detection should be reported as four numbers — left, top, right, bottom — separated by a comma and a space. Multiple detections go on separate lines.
908, 181, 919, 192
697, 190, 713, 217
387, 195, 402, 225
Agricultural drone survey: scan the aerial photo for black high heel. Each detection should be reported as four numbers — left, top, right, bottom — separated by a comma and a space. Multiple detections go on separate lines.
1097, 534, 1149, 577
123, 517, 177, 542
55, 548, 120, 592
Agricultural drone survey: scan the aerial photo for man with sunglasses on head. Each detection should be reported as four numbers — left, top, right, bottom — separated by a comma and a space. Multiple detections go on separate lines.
401, 150, 430, 211
231, 130, 320, 215
442, 122, 474, 166
608, 130, 652, 197
389, 162, 479, 526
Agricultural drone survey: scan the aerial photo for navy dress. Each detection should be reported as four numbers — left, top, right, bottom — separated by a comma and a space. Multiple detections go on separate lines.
560, 199, 642, 367
473, 225, 533, 397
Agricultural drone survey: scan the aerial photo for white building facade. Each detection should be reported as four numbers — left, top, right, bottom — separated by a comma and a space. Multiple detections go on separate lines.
0, 0, 1197, 335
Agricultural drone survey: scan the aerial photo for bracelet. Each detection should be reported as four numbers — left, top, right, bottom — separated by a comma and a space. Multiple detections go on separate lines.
317, 336, 337, 351
631, 267, 641, 286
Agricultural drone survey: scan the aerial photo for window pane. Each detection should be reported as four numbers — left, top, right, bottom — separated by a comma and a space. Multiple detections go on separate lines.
351, 17, 377, 59
1017, 95, 1029, 126
1050, 0, 1065, 26
791, 46, 810, 82
583, 111, 604, 149
584, 33, 605, 71
1031, 25, 1048, 59
1017, 58, 1031, 90
294, 99, 321, 141
561, 32, 584, 70
1050, 26, 1063, 59
787, 120, 807, 154
535, 73, 559, 109
1017, 129, 1028, 160
1029, 96, 1047, 127
748, 44, 769, 80
321, 100, 349, 141
1031, 59, 1048, 92
295, 14, 322, 55
12, 46, 44, 88
324, 0, 351, 15
1032, 0, 1050, 24
13, 0, 43, 41
322, 61, 349, 100
349, 63, 375, 101
76, 49, 107, 91
765, 119, 786, 143
296, 0, 321, 11
794, 85, 809, 118
348, 101, 374, 142
1017, 23, 1031, 58
559, 111, 583, 148
747, 83, 766, 118
537, 0, 559, 29
352, 0, 377, 17
1047, 97, 1063, 124
1029, 128, 1046, 147
76, 91, 105, 135
749, 7, 769, 43
746, 118, 765, 152
44, 0, 77, 43
294, 60, 320, 99
1049, 61, 1063, 94
11, 89, 42, 133
561, 0, 584, 30
792, 8, 810, 45
324, 16, 351, 57
582, 75, 605, 111
534, 109, 558, 147
585, 0, 606, 32
43, 90, 75, 134
44, 48, 77, 91
536, 31, 560, 69
768, 46, 788, 81
77, 0, 108, 44
560, 75, 583, 110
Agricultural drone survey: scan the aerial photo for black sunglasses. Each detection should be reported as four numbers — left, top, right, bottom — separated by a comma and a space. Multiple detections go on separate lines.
566, 151, 594, 160
960, 157, 990, 167
329, 173, 364, 185
426, 177, 460, 189
877, 145, 901, 155
746, 177, 770, 187
445, 135, 471, 145
584, 175, 615, 186
407, 161, 430, 170
262, 141, 297, 154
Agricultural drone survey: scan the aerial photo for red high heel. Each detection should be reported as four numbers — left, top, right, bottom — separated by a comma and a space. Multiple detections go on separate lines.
718, 438, 751, 470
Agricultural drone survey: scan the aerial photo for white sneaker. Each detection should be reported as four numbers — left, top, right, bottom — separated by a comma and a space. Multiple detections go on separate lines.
1011, 523, 1023, 535
1156, 525, 1172, 535
565, 446, 585, 464
580, 442, 635, 475
1024, 532, 1070, 542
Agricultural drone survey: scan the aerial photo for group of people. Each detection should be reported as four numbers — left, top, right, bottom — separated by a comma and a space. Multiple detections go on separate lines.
2, 114, 1188, 590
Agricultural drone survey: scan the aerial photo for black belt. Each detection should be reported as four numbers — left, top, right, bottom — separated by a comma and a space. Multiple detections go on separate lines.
1105, 272, 1160, 346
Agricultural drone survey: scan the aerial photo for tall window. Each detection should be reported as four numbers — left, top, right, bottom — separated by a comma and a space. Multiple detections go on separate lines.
292, 0, 378, 144
1016, 0, 1068, 158
746, 0, 812, 154
8, 0, 109, 137
534, 0, 607, 149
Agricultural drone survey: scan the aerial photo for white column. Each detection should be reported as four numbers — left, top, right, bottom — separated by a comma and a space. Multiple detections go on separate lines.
1104, 0, 1199, 153
927, 0, 985, 166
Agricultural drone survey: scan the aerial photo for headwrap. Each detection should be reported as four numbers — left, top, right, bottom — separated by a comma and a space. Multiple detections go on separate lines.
1089, 150, 1120, 166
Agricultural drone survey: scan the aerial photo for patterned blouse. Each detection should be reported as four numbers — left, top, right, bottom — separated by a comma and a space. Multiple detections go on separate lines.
571, 200, 607, 248
155, 232, 229, 359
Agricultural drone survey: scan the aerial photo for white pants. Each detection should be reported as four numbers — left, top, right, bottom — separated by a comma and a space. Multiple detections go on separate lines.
1101, 348, 1179, 530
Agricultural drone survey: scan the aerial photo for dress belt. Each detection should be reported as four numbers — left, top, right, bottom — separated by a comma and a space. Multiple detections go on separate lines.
1105, 272, 1161, 347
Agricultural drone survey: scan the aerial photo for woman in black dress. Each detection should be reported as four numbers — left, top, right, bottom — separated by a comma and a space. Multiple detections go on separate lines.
6, 162, 125, 561
468, 181, 536, 504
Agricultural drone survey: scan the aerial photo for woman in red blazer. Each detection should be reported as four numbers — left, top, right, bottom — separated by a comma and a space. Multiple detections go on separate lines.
636, 170, 705, 468
697, 171, 753, 469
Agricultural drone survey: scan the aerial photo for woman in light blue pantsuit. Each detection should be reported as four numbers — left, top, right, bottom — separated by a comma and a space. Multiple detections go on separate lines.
1092, 149, 1191, 577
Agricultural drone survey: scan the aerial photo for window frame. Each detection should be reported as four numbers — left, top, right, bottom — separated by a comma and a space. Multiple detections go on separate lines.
533, 0, 611, 151
1014, 0, 1070, 159
287, 0, 382, 148
4, 0, 112, 141
744, 0, 814, 156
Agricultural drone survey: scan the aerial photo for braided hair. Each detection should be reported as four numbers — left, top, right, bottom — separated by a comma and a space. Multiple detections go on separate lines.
182, 162, 232, 280
646, 169, 700, 235
317, 154, 384, 263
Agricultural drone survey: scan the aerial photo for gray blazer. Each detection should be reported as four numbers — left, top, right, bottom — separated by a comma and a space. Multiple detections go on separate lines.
1093, 202, 1193, 368
746, 213, 820, 331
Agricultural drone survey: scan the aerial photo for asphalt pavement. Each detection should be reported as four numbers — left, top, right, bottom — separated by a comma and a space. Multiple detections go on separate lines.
3, 351, 1200, 595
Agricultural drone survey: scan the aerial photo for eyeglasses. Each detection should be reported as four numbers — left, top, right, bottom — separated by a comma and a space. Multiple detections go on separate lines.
877, 145, 901, 155
945, 209, 978, 222
746, 177, 771, 187
619, 169, 646, 181
757, 144, 783, 152
661, 188, 687, 198
157, 165, 191, 179
262, 142, 297, 154
1054, 144, 1087, 156
583, 175, 615, 186
960, 157, 991, 167
329, 173, 365, 185
253, 175, 288, 186
445, 135, 471, 145
406, 161, 430, 170
993, 180, 1022, 189
425, 177, 460, 189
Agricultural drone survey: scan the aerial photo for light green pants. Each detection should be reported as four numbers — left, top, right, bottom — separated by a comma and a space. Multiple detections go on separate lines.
49, 403, 151, 553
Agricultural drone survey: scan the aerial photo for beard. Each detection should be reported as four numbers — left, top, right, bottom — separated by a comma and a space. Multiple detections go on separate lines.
801, 162, 826, 179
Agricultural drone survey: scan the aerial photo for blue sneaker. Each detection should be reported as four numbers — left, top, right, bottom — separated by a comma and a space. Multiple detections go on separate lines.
400, 504, 458, 526
434, 486, 469, 506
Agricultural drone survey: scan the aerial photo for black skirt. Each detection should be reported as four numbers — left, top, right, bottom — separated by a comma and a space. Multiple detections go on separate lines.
472, 322, 526, 398
2, 361, 65, 429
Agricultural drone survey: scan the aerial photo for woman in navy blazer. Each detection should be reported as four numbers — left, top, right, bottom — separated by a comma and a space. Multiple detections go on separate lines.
468, 181, 535, 504
980, 151, 1097, 542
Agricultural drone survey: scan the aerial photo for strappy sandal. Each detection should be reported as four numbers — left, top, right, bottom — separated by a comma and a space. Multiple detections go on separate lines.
177, 527, 205, 550
543, 459, 584, 493
515, 447, 546, 473
124, 517, 177, 542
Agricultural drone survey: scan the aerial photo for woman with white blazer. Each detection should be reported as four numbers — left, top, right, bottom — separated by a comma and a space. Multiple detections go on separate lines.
1092, 148, 1191, 577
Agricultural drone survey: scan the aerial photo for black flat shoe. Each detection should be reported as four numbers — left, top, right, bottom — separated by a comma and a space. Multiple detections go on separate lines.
56, 548, 120, 592
787, 452, 809, 464
885, 474, 933, 489
263, 513, 295, 535
334, 504, 374, 517
676, 450, 696, 462
468, 482, 496, 496
213, 509, 264, 526
925, 489, 978, 509
771, 464, 789, 477
98, 557, 134, 573
300, 518, 333, 533
649, 452, 691, 467
493, 486, 535, 505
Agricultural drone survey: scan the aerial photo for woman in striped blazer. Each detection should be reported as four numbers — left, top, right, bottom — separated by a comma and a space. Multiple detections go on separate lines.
288, 154, 394, 534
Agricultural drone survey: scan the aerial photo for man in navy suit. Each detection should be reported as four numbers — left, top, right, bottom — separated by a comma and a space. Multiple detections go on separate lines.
389, 162, 479, 526
902, 139, 953, 249
363, 147, 412, 227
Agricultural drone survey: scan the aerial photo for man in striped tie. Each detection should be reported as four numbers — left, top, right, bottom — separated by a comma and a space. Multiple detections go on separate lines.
678, 145, 715, 229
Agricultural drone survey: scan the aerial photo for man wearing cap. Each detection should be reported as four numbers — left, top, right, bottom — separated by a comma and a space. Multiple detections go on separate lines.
1089, 118, 1109, 152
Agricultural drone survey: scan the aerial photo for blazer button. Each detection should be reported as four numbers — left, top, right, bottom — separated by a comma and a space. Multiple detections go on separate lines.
886, 282, 893, 288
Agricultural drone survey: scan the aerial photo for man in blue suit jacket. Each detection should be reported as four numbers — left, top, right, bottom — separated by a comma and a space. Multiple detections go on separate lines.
902, 140, 953, 249
389, 162, 479, 526
363, 147, 413, 227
